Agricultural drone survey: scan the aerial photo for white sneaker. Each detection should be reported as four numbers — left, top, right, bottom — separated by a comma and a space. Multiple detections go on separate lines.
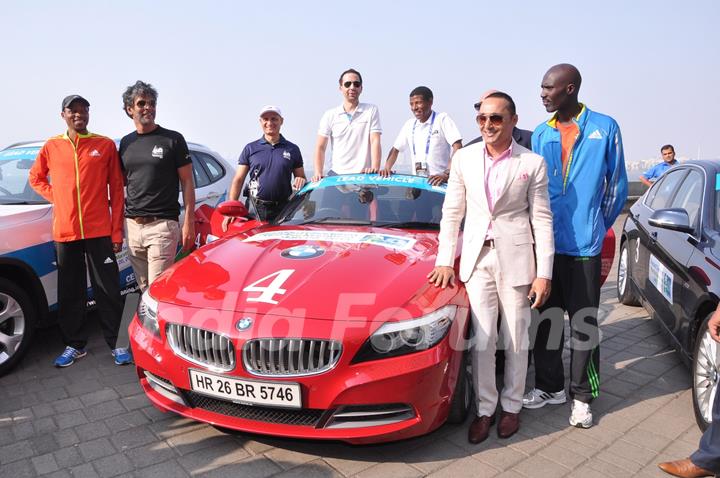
569, 399, 593, 428
522, 388, 567, 409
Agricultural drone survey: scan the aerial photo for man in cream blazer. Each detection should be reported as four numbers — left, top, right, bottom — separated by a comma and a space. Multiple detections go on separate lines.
429, 92, 554, 444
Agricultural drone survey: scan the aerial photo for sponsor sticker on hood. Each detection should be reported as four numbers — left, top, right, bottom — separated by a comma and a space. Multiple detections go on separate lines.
244, 230, 417, 251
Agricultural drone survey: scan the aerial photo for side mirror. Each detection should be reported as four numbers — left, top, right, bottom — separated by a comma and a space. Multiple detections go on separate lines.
648, 208, 694, 234
217, 200, 249, 218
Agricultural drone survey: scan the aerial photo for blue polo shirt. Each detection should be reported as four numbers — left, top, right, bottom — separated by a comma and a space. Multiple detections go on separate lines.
642, 160, 678, 182
238, 135, 303, 202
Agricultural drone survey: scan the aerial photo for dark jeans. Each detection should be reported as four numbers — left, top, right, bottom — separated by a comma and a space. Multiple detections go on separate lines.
530, 254, 602, 403
691, 385, 720, 472
56, 237, 123, 350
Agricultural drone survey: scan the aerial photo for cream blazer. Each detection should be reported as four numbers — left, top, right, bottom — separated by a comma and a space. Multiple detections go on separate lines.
436, 140, 554, 285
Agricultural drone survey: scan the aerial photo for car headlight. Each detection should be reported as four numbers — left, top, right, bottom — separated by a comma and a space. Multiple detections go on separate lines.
137, 290, 159, 337
352, 305, 457, 363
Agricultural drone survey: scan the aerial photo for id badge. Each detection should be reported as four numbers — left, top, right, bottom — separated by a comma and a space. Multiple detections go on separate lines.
415, 161, 428, 177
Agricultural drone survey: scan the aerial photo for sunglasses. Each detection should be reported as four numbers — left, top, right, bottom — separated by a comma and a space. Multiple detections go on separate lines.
343, 81, 362, 88
135, 99, 156, 108
476, 114, 505, 126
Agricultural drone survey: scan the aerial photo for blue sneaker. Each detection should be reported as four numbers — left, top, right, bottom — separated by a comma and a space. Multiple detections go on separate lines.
54, 346, 87, 367
112, 347, 132, 365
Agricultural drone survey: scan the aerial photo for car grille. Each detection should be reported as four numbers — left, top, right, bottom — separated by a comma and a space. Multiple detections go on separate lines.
243, 339, 342, 377
183, 391, 324, 426
166, 323, 236, 371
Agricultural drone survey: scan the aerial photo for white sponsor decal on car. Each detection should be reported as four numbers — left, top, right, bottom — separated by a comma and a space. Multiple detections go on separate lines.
649, 254, 673, 303
244, 230, 416, 250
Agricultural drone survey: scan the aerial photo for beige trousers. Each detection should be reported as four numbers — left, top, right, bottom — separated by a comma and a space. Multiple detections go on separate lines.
125, 218, 180, 292
465, 245, 532, 416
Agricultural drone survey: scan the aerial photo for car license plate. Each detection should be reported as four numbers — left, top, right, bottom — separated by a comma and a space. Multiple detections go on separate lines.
189, 369, 301, 409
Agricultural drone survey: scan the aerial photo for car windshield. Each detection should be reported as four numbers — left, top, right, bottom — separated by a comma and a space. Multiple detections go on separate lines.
0, 147, 48, 205
275, 174, 446, 230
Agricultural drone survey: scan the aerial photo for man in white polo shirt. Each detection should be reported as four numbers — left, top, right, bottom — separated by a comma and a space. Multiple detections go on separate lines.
381, 86, 462, 186
312, 68, 382, 181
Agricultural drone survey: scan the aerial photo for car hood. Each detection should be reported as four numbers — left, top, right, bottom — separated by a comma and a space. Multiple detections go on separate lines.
0, 204, 51, 229
151, 225, 458, 320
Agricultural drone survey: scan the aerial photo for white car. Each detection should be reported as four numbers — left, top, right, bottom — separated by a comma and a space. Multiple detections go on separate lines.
0, 140, 234, 375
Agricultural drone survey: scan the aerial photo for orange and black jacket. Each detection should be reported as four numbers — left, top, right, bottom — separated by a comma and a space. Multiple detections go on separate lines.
29, 132, 124, 243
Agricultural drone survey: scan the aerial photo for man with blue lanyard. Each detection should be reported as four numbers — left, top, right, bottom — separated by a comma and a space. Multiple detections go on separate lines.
222, 106, 305, 229
640, 144, 678, 187
523, 64, 628, 429
381, 86, 462, 186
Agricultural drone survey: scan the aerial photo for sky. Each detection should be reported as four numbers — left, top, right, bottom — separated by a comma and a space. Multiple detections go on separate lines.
3, 0, 719, 175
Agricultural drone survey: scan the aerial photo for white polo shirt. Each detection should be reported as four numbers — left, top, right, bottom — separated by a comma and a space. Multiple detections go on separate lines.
317, 102, 382, 174
391, 111, 462, 176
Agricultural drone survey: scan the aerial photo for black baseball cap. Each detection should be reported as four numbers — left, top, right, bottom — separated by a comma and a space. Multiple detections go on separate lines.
61, 94, 90, 111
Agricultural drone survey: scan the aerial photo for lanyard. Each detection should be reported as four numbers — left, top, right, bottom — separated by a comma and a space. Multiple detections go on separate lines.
411, 111, 436, 158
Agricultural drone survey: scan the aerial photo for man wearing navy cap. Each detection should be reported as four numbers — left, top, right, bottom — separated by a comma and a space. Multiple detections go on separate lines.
222, 105, 306, 228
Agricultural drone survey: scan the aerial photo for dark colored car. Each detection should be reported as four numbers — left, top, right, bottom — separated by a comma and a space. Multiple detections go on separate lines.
617, 160, 720, 430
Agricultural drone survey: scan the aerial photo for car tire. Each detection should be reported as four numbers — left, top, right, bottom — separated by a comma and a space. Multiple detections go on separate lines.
447, 353, 472, 424
617, 241, 641, 306
0, 277, 37, 376
693, 312, 719, 431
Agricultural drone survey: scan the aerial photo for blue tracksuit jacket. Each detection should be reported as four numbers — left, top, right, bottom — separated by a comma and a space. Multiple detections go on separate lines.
532, 104, 628, 256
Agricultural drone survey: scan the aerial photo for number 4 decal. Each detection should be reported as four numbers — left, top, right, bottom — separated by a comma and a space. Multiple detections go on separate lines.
243, 269, 295, 304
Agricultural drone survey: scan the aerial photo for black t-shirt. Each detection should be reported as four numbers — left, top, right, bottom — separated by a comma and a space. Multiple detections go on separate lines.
119, 126, 191, 219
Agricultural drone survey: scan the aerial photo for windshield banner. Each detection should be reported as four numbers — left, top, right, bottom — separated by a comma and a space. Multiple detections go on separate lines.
0, 147, 41, 161
301, 173, 447, 194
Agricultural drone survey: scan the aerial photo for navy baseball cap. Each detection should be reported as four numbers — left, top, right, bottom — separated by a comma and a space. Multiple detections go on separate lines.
61, 94, 90, 111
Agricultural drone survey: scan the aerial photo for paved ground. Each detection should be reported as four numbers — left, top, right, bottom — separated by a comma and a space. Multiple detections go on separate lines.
0, 219, 704, 478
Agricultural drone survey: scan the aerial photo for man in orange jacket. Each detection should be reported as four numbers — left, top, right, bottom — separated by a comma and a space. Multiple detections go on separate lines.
29, 94, 130, 367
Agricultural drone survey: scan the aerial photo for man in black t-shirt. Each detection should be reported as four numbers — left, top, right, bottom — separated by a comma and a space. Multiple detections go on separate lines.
119, 80, 195, 291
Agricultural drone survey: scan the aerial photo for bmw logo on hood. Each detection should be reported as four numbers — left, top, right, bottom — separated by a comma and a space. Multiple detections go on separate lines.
236, 317, 253, 331
281, 245, 325, 259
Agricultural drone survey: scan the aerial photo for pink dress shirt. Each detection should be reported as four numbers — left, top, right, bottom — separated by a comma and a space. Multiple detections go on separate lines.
484, 144, 513, 240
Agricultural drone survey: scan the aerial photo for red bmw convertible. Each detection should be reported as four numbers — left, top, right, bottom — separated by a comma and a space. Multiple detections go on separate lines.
129, 174, 472, 444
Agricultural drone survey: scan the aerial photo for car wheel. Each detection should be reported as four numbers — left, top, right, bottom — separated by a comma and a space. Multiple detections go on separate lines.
447, 353, 472, 424
0, 277, 37, 376
617, 241, 641, 306
693, 312, 719, 431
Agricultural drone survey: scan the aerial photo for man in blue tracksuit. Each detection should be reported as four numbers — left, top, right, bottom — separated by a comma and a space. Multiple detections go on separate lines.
522, 64, 628, 429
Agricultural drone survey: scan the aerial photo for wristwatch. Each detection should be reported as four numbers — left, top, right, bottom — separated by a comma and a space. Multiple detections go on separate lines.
442, 169, 451, 176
